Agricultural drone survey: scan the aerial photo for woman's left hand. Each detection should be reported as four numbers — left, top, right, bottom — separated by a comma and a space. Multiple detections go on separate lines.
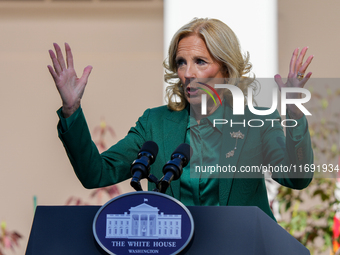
274, 47, 313, 119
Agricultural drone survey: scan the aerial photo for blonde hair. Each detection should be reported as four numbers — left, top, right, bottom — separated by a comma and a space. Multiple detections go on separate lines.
164, 18, 256, 111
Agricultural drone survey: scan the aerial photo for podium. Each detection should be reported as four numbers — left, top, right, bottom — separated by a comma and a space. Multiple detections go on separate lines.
25, 205, 309, 255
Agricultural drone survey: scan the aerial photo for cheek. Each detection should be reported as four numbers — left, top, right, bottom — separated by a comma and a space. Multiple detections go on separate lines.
177, 68, 185, 82
198, 65, 223, 78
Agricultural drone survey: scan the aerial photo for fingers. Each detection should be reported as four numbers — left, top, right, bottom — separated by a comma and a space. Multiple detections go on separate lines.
48, 42, 75, 77
298, 55, 314, 75
299, 72, 313, 88
48, 43, 92, 88
47, 65, 58, 81
289, 48, 299, 74
288, 47, 313, 81
49, 43, 69, 76
79, 65, 93, 86
48, 49, 62, 75
274, 74, 284, 91
65, 43, 74, 69
53, 43, 67, 71
294, 47, 314, 74
295, 46, 308, 72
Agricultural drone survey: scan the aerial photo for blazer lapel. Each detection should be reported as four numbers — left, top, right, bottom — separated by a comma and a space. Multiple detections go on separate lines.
160, 104, 250, 205
163, 107, 188, 200
219, 104, 250, 205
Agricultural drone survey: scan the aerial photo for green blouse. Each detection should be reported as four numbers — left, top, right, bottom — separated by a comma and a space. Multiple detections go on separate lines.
180, 105, 225, 206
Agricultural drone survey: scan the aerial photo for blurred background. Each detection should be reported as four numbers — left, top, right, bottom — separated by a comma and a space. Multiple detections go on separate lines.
0, 0, 339, 254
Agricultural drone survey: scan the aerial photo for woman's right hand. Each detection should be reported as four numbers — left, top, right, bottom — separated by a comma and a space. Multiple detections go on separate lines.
48, 43, 92, 118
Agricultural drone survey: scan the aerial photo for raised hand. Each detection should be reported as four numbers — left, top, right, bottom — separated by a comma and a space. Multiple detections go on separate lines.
274, 47, 313, 119
48, 43, 92, 118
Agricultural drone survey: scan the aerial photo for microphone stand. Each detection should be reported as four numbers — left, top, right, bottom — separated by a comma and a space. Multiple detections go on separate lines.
130, 173, 164, 193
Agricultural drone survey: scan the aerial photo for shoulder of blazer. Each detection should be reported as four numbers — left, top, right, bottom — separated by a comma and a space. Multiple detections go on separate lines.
146, 104, 189, 123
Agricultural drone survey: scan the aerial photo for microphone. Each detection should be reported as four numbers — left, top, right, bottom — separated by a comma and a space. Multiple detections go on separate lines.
130, 141, 159, 191
159, 143, 193, 193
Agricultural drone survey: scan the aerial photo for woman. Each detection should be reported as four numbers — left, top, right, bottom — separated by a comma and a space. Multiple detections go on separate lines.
48, 18, 313, 221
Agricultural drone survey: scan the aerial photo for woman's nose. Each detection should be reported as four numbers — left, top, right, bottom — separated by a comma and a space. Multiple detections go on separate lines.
184, 64, 196, 80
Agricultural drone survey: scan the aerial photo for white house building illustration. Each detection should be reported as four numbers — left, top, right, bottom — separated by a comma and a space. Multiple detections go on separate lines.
106, 199, 182, 239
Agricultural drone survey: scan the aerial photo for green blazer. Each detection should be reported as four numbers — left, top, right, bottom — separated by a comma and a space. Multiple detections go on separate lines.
58, 103, 313, 221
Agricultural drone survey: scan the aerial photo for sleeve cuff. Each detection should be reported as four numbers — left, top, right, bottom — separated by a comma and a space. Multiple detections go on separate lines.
286, 114, 307, 142
56, 106, 82, 132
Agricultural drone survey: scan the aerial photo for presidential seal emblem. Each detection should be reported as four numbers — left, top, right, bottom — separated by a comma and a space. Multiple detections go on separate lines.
93, 191, 194, 255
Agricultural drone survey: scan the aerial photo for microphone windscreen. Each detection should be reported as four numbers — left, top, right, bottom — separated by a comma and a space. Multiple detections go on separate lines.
172, 143, 193, 161
140, 141, 159, 157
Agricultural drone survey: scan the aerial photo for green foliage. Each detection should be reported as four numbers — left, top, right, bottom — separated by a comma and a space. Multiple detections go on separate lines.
277, 178, 337, 254
277, 85, 340, 254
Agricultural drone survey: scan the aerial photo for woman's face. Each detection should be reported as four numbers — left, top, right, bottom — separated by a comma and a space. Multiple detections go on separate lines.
176, 35, 226, 106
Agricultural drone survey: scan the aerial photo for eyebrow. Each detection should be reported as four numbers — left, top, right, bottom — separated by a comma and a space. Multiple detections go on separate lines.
175, 55, 210, 61
193, 56, 209, 61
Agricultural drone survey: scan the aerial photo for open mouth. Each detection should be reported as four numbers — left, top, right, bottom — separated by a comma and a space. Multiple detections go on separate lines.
186, 86, 199, 95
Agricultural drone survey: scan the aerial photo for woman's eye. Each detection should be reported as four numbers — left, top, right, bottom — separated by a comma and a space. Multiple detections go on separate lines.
196, 59, 207, 65
176, 59, 185, 67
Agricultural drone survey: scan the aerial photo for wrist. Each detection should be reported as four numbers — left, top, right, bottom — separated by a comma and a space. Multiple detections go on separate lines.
287, 105, 303, 120
62, 102, 80, 118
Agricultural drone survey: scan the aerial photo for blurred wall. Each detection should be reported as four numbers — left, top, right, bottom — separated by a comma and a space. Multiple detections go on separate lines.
0, 0, 339, 254
0, 1, 163, 254
278, 0, 340, 78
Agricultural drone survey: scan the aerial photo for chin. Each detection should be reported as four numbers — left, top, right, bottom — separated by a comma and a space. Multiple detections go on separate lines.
185, 95, 202, 106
